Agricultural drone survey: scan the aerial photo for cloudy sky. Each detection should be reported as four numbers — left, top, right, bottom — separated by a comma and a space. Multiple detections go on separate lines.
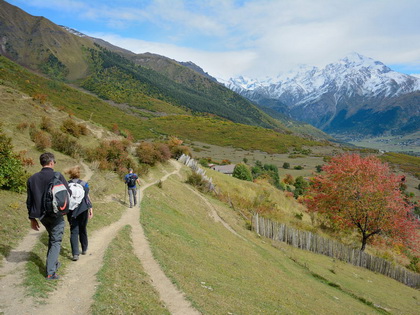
6, 0, 420, 80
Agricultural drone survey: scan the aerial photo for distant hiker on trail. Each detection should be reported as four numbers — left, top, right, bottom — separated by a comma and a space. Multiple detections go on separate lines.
124, 168, 140, 208
26, 152, 70, 280
66, 166, 93, 262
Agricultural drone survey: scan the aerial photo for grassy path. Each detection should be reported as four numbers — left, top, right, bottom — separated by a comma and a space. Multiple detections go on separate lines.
0, 160, 199, 315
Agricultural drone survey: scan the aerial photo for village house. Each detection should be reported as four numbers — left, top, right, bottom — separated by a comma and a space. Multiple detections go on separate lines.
209, 164, 236, 176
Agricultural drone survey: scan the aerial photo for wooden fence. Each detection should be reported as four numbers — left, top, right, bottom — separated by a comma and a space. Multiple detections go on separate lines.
252, 214, 420, 289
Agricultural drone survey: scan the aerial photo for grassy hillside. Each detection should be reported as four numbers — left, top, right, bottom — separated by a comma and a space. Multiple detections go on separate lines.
0, 0, 331, 139
0, 0, 96, 80
1, 79, 419, 314
141, 169, 420, 314
0, 56, 323, 153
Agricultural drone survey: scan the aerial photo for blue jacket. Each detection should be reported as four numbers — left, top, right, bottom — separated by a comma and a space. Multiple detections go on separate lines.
124, 173, 138, 188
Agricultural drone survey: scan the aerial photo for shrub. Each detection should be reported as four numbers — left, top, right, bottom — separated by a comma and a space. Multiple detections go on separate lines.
294, 165, 304, 170
282, 174, 294, 185
137, 142, 172, 165
282, 162, 290, 169
170, 145, 191, 159
17, 150, 34, 166
87, 139, 136, 176
199, 159, 209, 167
0, 126, 28, 192
136, 141, 159, 165
233, 163, 253, 181
40, 116, 53, 132
293, 176, 309, 198
61, 118, 81, 138
32, 130, 52, 151
16, 122, 29, 131
78, 124, 89, 136
51, 130, 82, 158
186, 172, 211, 192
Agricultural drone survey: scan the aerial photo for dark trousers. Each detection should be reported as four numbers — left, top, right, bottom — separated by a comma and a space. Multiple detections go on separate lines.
69, 210, 89, 255
40, 215, 65, 276
128, 187, 137, 207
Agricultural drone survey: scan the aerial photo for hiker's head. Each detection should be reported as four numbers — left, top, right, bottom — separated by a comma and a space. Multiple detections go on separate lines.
129, 168, 133, 173
67, 166, 81, 179
40, 152, 55, 167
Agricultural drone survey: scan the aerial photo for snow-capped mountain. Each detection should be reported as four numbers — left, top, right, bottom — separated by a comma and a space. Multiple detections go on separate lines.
224, 53, 420, 137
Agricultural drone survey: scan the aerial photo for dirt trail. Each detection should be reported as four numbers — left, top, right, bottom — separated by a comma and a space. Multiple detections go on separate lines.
185, 186, 246, 241
0, 160, 200, 315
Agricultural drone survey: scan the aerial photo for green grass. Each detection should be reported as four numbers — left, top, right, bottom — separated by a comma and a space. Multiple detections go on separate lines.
0, 190, 32, 262
141, 173, 420, 314
91, 225, 169, 315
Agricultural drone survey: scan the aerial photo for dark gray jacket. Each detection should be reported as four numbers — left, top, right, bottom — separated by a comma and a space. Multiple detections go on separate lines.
26, 167, 69, 219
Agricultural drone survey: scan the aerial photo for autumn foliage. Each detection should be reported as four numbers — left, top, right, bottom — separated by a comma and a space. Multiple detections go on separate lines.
305, 153, 419, 252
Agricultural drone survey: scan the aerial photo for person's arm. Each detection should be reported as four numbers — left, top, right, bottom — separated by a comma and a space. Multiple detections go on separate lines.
88, 207, 93, 219
26, 179, 38, 229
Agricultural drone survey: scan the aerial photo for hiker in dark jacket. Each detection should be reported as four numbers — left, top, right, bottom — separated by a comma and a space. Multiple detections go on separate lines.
26, 152, 69, 280
66, 166, 93, 261
124, 168, 140, 208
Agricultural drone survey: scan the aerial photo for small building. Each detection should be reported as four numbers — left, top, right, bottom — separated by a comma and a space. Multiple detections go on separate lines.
210, 164, 236, 176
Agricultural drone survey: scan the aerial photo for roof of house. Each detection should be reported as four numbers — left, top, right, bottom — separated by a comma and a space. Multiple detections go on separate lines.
210, 164, 236, 174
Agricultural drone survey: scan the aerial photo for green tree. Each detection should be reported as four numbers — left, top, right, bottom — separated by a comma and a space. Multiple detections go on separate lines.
233, 163, 253, 181
293, 176, 309, 198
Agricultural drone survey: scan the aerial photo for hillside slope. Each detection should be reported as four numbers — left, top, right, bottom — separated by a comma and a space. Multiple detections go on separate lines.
1, 83, 419, 314
0, 0, 330, 139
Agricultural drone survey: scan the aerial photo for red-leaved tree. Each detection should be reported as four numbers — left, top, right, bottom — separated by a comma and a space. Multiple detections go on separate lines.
305, 153, 419, 251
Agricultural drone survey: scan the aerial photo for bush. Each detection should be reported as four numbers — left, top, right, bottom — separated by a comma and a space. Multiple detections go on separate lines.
186, 172, 211, 192
51, 130, 83, 158
0, 126, 28, 192
233, 163, 253, 181
136, 141, 173, 166
86, 139, 135, 176
282, 162, 290, 169
170, 145, 191, 159
293, 176, 309, 198
16, 122, 29, 131
32, 130, 52, 151
40, 116, 53, 132
61, 118, 81, 138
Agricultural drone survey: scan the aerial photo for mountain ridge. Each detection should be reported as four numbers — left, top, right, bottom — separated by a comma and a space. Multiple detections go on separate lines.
224, 52, 420, 137
1, 0, 317, 138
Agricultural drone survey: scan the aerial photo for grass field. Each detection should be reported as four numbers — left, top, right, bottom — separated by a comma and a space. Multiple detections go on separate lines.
141, 171, 420, 314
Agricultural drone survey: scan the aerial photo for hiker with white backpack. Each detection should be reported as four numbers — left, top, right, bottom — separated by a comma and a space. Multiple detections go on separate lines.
66, 166, 93, 261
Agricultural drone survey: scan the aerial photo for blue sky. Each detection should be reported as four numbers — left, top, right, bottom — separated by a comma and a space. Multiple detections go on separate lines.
6, 0, 420, 80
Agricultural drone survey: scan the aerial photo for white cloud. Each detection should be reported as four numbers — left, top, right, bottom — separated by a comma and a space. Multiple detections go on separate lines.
16, 0, 420, 79
88, 33, 257, 79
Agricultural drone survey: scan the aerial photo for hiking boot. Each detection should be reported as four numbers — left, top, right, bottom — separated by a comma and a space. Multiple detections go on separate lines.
46, 273, 59, 280
81, 250, 87, 255
72, 255, 79, 261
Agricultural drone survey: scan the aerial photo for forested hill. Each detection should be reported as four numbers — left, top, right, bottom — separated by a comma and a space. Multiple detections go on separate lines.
80, 45, 287, 130
0, 0, 328, 138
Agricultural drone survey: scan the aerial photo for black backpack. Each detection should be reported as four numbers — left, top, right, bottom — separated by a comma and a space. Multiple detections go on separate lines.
42, 172, 71, 217
127, 174, 137, 187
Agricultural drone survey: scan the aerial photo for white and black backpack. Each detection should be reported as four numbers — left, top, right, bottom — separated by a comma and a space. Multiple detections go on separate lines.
68, 179, 86, 211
